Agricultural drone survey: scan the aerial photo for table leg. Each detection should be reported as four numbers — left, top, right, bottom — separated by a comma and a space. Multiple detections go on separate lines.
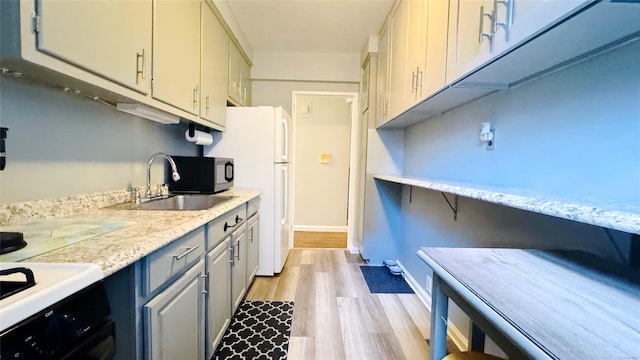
430, 275, 449, 360
470, 322, 486, 352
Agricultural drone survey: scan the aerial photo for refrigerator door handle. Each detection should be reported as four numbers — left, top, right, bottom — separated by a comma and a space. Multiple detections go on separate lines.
282, 166, 288, 225
281, 118, 289, 162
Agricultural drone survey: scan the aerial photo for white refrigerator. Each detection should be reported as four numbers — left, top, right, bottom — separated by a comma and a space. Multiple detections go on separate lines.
205, 106, 293, 276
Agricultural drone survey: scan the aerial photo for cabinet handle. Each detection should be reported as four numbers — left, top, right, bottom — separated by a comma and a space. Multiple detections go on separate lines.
478, 5, 494, 43
410, 70, 417, 93
205, 95, 211, 114
236, 240, 241, 261
242, 87, 247, 101
249, 227, 253, 242
136, 49, 146, 84
229, 246, 235, 264
224, 216, 243, 232
173, 245, 200, 261
493, 0, 514, 33
417, 68, 424, 97
201, 273, 208, 294
193, 86, 199, 110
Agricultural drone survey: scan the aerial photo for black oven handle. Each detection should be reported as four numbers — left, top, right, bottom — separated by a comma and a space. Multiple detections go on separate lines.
224, 161, 234, 182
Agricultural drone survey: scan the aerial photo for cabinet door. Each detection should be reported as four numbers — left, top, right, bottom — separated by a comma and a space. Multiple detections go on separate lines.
231, 228, 247, 312
247, 216, 260, 285
228, 44, 242, 104
206, 238, 231, 357
493, 0, 591, 56
405, 0, 427, 105
388, 0, 409, 120
446, 0, 494, 83
152, 0, 201, 114
36, 0, 151, 94
144, 261, 205, 360
376, 21, 391, 128
422, 0, 449, 97
240, 57, 251, 106
201, 2, 228, 127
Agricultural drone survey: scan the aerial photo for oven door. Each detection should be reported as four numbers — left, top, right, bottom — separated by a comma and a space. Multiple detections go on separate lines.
61, 321, 115, 360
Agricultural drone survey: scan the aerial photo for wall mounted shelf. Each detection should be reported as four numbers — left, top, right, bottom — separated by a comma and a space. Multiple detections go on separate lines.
374, 174, 640, 235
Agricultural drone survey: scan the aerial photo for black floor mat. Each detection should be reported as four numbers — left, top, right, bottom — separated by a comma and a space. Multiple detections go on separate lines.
213, 301, 294, 360
360, 266, 414, 294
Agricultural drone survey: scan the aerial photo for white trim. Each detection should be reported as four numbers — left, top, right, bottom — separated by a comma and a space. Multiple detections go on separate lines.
348, 246, 360, 254
396, 260, 468, 352
293, 225, 347, 232
346, 94, 360, 253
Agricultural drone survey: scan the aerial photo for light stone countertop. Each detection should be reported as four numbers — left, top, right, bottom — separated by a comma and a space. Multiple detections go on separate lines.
0, 189, 261, 277
374, 174, 640, 235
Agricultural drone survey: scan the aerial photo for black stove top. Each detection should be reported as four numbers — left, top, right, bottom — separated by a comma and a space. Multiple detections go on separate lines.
0, 267, 36, 300
0, 231, 27, 254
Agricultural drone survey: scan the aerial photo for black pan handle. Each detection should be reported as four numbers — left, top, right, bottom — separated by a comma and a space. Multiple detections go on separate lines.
0, 267, 35, 286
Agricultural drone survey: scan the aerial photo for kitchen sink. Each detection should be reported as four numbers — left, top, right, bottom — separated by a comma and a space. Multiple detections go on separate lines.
108, 194, 235, 211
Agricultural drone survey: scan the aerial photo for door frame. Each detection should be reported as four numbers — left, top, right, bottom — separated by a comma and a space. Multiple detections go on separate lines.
291, 90, 360, 252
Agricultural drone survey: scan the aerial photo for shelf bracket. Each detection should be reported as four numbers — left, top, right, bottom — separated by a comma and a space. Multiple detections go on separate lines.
441, 192, 458, 221
409, 185, 413, 204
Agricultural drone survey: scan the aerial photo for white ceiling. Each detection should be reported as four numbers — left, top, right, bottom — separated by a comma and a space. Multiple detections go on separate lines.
222, 0, 394, 54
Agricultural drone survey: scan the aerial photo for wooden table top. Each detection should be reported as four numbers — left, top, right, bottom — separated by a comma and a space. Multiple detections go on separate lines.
419, 247, 640, 359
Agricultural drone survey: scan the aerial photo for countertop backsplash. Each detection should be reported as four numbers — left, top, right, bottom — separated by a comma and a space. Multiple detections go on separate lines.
0, 186, 148, 226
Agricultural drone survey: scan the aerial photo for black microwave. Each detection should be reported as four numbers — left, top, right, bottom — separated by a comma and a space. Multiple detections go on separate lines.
168, 156, 234, 194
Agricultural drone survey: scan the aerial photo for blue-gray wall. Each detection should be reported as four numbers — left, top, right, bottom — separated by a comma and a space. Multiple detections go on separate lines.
0, 77, 199, 203
398, 37, 639, 279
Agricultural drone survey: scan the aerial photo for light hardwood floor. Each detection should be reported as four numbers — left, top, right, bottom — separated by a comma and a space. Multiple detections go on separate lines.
245, 249, 432, 359
294, 231, 348, 248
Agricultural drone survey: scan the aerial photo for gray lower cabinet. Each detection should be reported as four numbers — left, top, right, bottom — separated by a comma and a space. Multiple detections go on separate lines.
144, 260, 205, 360
206, 238, 231, 357
246, 214, 260, 285
231, 226, 247, 312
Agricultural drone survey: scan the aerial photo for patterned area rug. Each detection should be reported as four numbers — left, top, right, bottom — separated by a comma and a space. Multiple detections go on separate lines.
213, 301, 294, 360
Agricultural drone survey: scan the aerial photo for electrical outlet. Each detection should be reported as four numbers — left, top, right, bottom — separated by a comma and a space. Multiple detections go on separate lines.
486, 129, 495, 151
426, 275, 433, 290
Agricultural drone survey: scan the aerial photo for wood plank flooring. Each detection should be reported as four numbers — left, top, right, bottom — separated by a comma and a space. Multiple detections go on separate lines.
293, 231, 347, 248
245, 249, 432, 359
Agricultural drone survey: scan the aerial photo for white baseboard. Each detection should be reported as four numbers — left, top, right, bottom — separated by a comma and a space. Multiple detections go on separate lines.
348, 246, 360, 254
396, 260, 468, 352
293, 225, 348, 232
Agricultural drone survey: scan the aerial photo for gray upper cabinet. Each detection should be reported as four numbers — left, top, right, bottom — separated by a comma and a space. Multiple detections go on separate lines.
206, 238, 231, 357
152, 0, 201, 115
35, 0, 151, 94
445, 0, 494, 84
492, 0, 590, 56
376, 19, 391, 128
144, 260, 206, 360
200, 1, 229, 128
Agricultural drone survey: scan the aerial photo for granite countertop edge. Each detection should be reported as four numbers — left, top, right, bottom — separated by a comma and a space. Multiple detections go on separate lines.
15, 189, 262, 277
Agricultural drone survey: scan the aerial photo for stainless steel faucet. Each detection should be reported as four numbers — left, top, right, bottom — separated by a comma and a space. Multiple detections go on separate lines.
146, 152, 180, 198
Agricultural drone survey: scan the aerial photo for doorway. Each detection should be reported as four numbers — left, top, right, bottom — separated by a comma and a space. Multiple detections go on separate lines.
290, 91, 360, 250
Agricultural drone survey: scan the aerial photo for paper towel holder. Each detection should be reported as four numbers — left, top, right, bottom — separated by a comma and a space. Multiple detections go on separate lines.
188, 123, 210, 138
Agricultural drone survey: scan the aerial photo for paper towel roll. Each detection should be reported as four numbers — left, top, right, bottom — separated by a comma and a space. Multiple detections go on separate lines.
185, 129, 213, 146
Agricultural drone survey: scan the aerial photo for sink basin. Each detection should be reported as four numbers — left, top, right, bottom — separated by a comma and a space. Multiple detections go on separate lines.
108, 194, 235, 211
